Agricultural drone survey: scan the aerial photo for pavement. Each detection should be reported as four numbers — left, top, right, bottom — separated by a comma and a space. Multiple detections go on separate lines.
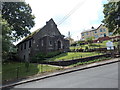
1, 57, 120, 89
14, 62, 119, 88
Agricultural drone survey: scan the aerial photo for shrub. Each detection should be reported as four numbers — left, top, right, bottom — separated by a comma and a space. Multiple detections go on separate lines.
45, 51, 61, 58
31, 51, 61, 63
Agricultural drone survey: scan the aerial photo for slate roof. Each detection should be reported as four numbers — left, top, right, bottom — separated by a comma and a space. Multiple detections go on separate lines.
17, 18, 62, 45
81, 24, 103, 33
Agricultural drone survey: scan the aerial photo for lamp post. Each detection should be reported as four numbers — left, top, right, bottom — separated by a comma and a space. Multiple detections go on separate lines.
97, 41, 100, 55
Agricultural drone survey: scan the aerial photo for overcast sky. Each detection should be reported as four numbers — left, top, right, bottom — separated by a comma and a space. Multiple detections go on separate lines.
15, 0, 108, 45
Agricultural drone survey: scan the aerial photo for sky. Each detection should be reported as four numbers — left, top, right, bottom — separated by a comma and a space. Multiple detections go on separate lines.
14, 0, 108, 45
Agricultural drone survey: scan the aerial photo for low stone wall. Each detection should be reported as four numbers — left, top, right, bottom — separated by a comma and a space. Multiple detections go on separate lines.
40, 54, 111, 66
70, 48, 107, 52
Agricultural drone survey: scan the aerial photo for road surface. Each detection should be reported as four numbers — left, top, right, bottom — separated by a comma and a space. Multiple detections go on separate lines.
13, 62, 119, 88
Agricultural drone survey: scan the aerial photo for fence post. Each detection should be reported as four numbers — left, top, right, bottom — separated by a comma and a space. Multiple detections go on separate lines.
16, 66, 19, 79
41, 64, 42, 73
72, 57, 74, 60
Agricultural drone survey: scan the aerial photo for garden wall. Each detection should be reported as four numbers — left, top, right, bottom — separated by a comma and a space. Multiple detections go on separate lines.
40, 54, 111, 66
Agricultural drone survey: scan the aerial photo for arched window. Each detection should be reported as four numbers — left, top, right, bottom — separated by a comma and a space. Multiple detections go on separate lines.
57, 40, 62, 49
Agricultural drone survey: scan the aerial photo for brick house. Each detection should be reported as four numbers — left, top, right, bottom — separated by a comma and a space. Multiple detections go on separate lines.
17, 18, 70, 61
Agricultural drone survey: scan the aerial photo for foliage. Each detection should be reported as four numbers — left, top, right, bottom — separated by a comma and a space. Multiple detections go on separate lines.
86, 37, 94, 44
25, 62, 30, 72
47, 52, 102, 61
102, 1, 120, 34
70, 40, 118, 50
1, 16, 13, 61
85, 46, 89, 51
70, 57, 112, 67
45, 51, 61, 58
2, 2, 35, 41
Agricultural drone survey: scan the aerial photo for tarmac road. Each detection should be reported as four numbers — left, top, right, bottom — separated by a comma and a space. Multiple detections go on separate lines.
13, 62, 119, 88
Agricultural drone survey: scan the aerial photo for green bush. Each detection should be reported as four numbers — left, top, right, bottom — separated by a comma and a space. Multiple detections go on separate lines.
45, 51, 61, 58
31, 51, 61, 63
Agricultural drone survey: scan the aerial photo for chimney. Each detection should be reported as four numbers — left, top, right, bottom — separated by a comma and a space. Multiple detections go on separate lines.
91, 26, 94, 29
46, 21, 48, 25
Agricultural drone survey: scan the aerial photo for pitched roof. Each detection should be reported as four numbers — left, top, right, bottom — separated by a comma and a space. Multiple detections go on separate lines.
81, 24, 103, 33
17, 18, 60, 45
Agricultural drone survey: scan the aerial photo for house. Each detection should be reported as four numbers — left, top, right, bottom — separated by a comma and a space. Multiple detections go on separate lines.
81, 24, 109, 40
17, 18, 70, 62
65, 37, 74, 45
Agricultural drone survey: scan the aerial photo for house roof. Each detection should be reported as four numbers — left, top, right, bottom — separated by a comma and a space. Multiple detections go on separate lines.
81, 24, 103, 33
17, 18, 61, 45
17, 28, 40, 45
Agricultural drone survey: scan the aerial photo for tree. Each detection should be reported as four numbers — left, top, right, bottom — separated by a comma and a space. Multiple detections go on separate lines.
86, 37, 94, 45
1, 16, 13, 61
102, 1, 120, 34
85, 37, 94, 49
2, 2, 35, 41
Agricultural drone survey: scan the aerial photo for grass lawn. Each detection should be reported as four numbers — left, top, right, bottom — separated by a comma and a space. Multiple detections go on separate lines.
69, 57, 112, 67
2, 62, 60, 82
70, 40, 118, 50
47, 52, 103, 61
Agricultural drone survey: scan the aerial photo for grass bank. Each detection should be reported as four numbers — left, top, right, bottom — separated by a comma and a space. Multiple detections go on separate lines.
70, 40, 118, 50
2, 62, 61, 83
69, 57, 112, 67
47, 52, 103, 61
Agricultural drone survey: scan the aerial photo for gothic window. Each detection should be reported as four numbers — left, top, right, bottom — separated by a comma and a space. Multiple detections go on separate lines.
29, 40, 31, 48
58, 41, 61, 49
24, 55, 25, 60
49, 41, 52, 46
21, 44, 23, 50
24, 43, 26, 49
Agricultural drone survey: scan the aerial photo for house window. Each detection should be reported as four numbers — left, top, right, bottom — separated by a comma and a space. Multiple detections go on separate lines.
21, 44, 23, 50
100, 29, 102, 32
95, 35, 98, 38
100, 34, 103, 37
104, 33, 106, 37
95, 31, 97, 33
24, 55, 25, 60
109, 32, 113, 36
29, 40, 31, 48
82, 33, 84, 36
103, 28, 106, 32
86, 32, 88, 35
49, 41, 52, 46
24, 43, 26, 49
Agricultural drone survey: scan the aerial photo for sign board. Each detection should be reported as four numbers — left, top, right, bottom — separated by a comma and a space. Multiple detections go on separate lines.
106, 41, 114, 50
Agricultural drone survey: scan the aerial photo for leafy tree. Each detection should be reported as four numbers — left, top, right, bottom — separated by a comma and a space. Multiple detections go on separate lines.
86, 37, 94, 49
2, 2, 35, 41
102, 1, 120, 34
1, 16, 13, 61
86, 37, 94, 45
